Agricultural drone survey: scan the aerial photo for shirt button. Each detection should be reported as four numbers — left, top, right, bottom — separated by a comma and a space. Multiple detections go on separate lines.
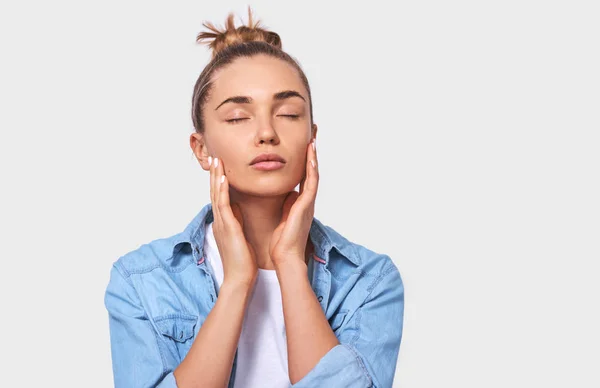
179, 331, 184, 339
317, 296, 323, 302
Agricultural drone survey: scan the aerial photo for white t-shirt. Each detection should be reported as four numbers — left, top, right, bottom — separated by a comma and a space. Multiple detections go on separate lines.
203, 222, 291, 387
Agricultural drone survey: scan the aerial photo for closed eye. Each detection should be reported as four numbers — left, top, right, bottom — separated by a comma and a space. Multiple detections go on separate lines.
225, 118, 248, 124
225, 115, 300, 124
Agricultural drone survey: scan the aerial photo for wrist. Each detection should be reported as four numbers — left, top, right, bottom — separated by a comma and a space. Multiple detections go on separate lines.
274, 256, 308, 277
220, 279, 254, 299
273, 252, 305, 268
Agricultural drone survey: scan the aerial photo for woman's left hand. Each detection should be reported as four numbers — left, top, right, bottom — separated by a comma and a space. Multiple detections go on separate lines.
269, 138, 319, 267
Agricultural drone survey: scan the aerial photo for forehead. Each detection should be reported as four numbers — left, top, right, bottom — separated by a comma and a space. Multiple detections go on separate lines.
209, 55, 306, 103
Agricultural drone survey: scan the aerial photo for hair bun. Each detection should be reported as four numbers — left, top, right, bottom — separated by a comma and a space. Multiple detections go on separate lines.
196, 6, 282, 58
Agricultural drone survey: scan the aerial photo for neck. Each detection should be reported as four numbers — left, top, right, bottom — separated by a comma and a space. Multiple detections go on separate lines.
229, 189, 287, 270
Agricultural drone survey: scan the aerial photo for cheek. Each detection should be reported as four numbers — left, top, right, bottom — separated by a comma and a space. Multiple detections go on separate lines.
289, 147, 309, 177
222, 154, 245, 177
292, 142, 309, 163
211, 137, 245, 169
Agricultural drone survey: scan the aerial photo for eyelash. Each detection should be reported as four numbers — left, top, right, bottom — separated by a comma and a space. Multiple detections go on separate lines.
226, 115, 300, 124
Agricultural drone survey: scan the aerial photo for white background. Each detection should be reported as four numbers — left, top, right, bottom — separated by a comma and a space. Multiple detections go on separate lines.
1, 0, 598, 387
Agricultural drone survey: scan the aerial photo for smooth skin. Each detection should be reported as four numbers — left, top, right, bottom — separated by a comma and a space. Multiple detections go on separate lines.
174, 55, 339, 387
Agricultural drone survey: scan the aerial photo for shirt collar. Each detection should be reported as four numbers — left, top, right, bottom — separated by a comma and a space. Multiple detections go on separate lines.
170, 203, 361, 267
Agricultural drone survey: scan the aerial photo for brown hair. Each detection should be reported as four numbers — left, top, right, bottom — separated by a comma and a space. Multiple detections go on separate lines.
191, 6, 314, 133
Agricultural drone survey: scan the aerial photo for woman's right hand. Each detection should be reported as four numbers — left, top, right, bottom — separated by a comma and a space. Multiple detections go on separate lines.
209, 156, 258, 290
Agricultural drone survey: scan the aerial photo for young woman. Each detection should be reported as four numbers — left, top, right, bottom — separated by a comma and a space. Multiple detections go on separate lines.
105, 8, 404, 388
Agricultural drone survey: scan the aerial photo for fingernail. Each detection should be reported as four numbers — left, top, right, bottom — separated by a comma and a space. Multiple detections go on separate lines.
214, 158, 219, 168
220, 175, 225, 184
311, 160, 315, 168
312, 140, 316, 150
208, 156, 212, 165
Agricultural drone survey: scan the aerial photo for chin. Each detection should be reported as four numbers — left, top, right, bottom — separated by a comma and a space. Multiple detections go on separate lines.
234, 175, 300, 197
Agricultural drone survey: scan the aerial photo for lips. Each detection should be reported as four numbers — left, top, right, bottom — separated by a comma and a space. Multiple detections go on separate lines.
250, 153, 286, 165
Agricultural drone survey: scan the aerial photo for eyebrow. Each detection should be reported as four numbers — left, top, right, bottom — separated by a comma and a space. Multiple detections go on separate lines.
214, 90, 306, 111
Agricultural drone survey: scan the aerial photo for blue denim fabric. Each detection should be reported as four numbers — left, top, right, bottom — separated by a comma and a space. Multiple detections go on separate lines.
105, 203, 404, 387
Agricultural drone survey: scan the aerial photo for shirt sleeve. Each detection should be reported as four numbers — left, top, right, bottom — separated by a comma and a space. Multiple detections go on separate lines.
292, 261, 405, 388
104, 264, 179, 388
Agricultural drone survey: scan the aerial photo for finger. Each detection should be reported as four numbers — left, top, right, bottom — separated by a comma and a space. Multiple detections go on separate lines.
214, 157, 221, 211
299, 140, 319, 206
281, 191, 300, 224
308, 139, 319, 197
213, 157, 225, 228
231, 202, 244, 228
217, 173, 239, 231
299, 168, 306, 195
209, 155, 215, 204
211, 157, 223, 231
299, 140, 312, 195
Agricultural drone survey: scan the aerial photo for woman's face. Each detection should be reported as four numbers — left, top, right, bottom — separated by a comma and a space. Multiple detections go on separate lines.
191, 54, 317, 197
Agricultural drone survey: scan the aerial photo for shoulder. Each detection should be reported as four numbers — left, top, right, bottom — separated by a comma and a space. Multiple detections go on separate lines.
112, 231, 194, 278
314, 218, 401, 280
104, 231, 205, 320
314, 219, 403, 320
112, 204, 212, 277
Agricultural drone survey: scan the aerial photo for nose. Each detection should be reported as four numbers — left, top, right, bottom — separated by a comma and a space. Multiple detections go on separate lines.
254, 121, 280, 146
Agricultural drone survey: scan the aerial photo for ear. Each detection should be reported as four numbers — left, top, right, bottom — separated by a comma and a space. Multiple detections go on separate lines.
311, 123, 318, 143
190, 132, 211, 171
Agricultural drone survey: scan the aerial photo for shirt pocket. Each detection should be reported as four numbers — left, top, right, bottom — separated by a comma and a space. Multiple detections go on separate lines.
155, 314, 198, 361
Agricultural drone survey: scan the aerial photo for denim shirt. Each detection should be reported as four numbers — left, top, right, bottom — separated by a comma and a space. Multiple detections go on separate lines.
105, 203, 404, 388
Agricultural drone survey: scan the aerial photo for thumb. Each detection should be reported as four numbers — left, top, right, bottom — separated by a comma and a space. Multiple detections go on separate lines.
231, 202, 244, 228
